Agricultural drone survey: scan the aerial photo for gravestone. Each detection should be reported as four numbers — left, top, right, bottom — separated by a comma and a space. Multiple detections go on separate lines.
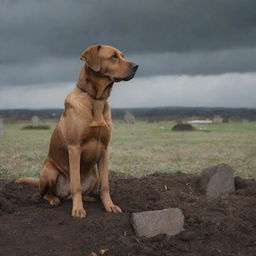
0, 119, 3, 136
131, 208, 184, 238
213, 115, 223, 123
32, 115, 40, 127
124, 111, 136, 124
200, 163, 235, 197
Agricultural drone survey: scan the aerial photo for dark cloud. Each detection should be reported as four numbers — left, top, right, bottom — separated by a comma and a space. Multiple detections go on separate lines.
1, 0, 256, 85
135, 47, 256, 76
2, 47, 256, 86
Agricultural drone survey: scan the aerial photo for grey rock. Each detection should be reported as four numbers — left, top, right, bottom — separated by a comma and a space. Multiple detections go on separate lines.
200, 163, 235, 197
124, 111, 136, 124
131, 208, 184, 238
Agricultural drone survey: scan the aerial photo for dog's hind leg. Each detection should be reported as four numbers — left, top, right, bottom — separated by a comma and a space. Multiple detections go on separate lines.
81, 167, 99, 202
39, 160, 61, 206
82, 195, 97, 202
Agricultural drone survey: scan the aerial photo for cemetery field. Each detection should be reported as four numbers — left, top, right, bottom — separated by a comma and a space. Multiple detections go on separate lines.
0, 120, 256, 179
1, 120, 256, 256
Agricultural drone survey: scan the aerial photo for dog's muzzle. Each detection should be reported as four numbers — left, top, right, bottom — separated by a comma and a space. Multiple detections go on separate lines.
113, 63, 139, 82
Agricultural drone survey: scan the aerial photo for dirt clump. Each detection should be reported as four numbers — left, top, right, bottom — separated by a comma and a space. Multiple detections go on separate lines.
172, 123, 195, 131
0, 172, 256, 256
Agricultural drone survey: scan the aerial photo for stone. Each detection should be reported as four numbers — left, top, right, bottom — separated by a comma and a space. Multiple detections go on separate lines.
131, 208, 184, 238
213, 115, 223, 123
200, 163, 235, 197
124, 111, 136, 124
32, 115, 40, 127
0, 118, 3, 136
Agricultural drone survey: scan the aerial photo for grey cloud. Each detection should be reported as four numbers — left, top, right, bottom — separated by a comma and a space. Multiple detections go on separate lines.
1, 47, 256, 86
0, 57, 80, 86
1, 0, 256, 62
134, 47, 256, 76
1, 73, 256, 109
1, 0, 256, 86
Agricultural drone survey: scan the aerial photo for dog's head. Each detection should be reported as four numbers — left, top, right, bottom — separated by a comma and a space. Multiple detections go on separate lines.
80, 45, 138, 82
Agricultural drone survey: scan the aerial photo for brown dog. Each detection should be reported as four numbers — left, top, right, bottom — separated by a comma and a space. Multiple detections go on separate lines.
16, 45, 138, 218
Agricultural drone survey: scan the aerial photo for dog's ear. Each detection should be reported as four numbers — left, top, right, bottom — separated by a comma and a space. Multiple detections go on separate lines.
80, 45, 101, 72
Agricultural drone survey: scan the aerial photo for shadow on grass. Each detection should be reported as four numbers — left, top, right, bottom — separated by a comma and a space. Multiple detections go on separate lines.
22, 125, 50, 130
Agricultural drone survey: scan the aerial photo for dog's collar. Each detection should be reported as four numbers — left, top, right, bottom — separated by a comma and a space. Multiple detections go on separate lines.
77, 85, 111, 101
78, 86, 97, 100
77, 79, 113, 101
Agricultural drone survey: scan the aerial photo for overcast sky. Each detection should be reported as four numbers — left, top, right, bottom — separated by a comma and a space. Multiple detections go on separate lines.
1, 0, 256, 109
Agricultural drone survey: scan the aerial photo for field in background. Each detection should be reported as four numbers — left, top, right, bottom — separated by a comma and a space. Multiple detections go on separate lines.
0, 121, 256, 179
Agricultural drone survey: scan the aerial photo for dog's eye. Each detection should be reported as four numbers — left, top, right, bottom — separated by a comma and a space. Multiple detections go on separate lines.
111, 54, 118, 59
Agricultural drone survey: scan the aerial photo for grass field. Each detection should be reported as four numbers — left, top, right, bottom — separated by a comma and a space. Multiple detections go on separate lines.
0, 121, 255, 179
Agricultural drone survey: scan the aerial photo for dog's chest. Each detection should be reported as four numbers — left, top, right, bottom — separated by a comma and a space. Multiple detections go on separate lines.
80, 126, 111, 163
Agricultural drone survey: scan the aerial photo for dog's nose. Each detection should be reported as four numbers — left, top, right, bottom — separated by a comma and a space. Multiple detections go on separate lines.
132, 64, 139, 72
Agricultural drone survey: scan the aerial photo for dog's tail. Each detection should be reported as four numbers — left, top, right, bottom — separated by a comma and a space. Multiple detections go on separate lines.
16, 177, 39, 187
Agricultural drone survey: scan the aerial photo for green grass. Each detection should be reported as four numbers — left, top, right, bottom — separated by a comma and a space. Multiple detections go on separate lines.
0, 121, 256, 179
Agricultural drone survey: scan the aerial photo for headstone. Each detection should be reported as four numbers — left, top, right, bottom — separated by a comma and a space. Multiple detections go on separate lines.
200, 163, 235, 197
131, 208, 184, 238
0, 119, 3, 136
32, 115, 40, 127
124, 111, 136, 124
213, 115, 223, 123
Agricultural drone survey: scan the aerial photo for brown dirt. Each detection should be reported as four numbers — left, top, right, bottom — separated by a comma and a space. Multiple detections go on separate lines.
172, 123, 195, 131
0, 172, 256, 256
22, 125, 50, 130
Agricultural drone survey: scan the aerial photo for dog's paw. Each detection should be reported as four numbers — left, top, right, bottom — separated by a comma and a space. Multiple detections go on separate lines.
43, 195, 61, 206
49, 197, 61, 206
72, 207, 87, 218
105, 204, 122, 213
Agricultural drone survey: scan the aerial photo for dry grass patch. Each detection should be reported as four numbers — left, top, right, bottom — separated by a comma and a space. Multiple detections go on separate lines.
0, 121, 255, 179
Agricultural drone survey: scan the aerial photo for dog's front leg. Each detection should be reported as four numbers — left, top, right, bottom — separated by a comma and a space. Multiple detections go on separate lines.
98, 148, 122, 213
89, 100, 107, 127
68, 145, 86, 218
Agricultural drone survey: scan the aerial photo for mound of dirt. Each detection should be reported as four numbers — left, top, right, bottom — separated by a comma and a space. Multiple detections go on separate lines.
22, 125, 50, 130
172, 123, 195, 131
0, 172, 256, 256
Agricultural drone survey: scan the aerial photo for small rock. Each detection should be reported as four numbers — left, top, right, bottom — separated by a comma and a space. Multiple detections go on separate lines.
131, 208, 184, 238
234, 176, 255, 190
124, 111, 136, 124
178, 231, 197, 241
200, 163, 235, 197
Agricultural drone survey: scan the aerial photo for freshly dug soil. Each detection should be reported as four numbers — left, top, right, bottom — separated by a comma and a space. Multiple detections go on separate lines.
0, 172, 256, 256
172, 123, 195, 131
22, 125, 50, 130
